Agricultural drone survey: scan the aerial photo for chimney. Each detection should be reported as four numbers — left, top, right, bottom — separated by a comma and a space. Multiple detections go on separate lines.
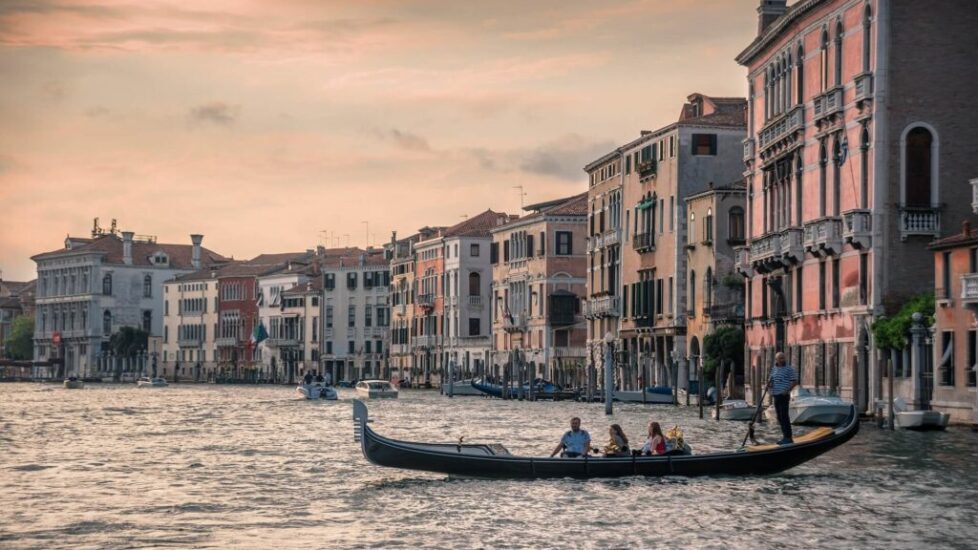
122, 231, 134, 265
190, 234, 203, 270
757, 0, 787, 34
963, 220, 971, 237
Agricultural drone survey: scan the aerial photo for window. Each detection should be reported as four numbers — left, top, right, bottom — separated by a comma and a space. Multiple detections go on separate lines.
862, 4, 872, 72
326, 341, 332, 355
348, 304, 356, 328
819, 140, 828, 216
143, 274, 152, 298
729, 206, 745, 241
365, 305, 372, 327
831, 258, 840, 308
469, 317, 481, 336
490, 242, 499, 264
102, 273, 112, 296
555, 232, 573, 255
796, 267, 803, 313
326, 306, 333, 328
940, 331, 954, 386
796, 42, 805, 104
969, 330, 977, 387
468, 272, 480, 296
860, 125, 870, 208
470, 244, 479, 257
820, 28, 829, 92
859, 253, 869, 305
818, 261, 826, 310
348, 341, 355, 355
365, 341, 372, 354
904, 126, 935, 207
325, 274, 335, 291
691, 134, 717, 156
103, 310, 112, 336
689, 270, 696, 316
832, 134, 843, 216
142, 310, 151, 333
347, 272, 357, 290
704, 208, 713, 243
689, 212, 695, 243
942, 251, 952, 299
834, 20, 843, 86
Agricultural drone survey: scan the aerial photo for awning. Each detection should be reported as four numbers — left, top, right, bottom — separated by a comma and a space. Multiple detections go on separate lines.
637, 199, 653, 210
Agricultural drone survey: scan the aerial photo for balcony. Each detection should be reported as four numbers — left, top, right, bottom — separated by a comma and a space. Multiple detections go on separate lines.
215, 336, 240, 347
638, 160, 657, 179
266, 337, 299, 347
632, 232, 655, 253
749, 232, 782, 273
735, 246, 753, 277
758, 104, 804, 158
456, 335, 490, 348
743, 138, 755, 162
553, 347, 587, 358
178, 336, 202, 348
813, 87, 844, 124
364, 326, 386, 339
854, 72, 874, 104
779, 227, 804, 263
961, 274, 978, 306
899, 207, 940, 240
503, 314, 527, 333
395, 304, 406, 317
418, 294, 435, 308
803, 217, 843, 257
842, 209, 873, 249
971, 178, 978, 214
415, 335, 442, 348
589, 228, 622, 252
467, 295, 483, 308
583, 295, 620, 319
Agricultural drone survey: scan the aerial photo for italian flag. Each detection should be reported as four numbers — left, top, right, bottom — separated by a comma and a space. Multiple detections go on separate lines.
251, 321, 269, 346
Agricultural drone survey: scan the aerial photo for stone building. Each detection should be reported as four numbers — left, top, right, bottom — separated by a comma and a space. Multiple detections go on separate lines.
736, 0, 978, 411
162, 266, 224, 382
387, 228, 442, 386
490, 193, 588, 388
0, 278, 34, 358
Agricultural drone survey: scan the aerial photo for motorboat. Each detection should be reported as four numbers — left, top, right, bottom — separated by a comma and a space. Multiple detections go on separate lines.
677, 381, 716, 406
352, 399, 859, 479
471, 380, 561, 399
355, 380, 398, 399
63, 377, 84, 389
713, 399, 761, 421
137, 377, 168, 388
296, 383, 338, 400
895, 410, 950, 430
614, 386, 674, 404
765, 387, 853, 426
440, 379, 484, 396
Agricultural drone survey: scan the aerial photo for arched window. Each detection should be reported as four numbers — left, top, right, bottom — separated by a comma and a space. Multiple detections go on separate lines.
860, 125, 871, 207
705, 267, 713, 309
102, 273, 112, 296
835, 20, 844, 86
142, 310, 152, 333
820, 28, 829, 92
819, 140, 828, 216
764, 70, 771, 120
795, 150, 804, 222
704, 208, 714, 242
748, 82, 755, 135
103, 310, 112, 336
689, 212, 696, 242
143, 274, 152, 298
468, 272, 480, 297
904, 126, 936, 207
796, 43, 805, 104
863, 4, 872, 72
729, 206, 745, 242
832, 134, 843, 216
689, 270, 697, 316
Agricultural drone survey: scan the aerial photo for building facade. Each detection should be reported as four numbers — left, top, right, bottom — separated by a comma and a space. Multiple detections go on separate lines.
162, 268, 221, 382
736, 0, 978, 411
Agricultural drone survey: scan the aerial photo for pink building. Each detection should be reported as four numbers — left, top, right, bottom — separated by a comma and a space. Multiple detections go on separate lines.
736, 0, 978, 411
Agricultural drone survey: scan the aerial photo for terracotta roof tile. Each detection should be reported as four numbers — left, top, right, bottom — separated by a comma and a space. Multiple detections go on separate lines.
32, 235, 228, 270
444, 209, 511, 237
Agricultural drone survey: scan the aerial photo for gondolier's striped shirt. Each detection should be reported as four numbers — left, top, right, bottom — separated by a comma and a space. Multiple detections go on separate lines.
771, 365, 798, 396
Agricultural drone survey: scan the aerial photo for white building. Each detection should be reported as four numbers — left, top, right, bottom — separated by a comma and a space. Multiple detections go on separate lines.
162, 268, 222, 381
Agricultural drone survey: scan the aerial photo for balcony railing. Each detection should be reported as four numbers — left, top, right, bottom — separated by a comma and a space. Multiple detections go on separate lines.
415, 335, 442, 348
813, 87, 844, 123
899, 207, 940, 239
266, 337, 299, 347
503, 314, 527, 333
553, 347, 587, 358
215, 336, 240, 347
758, 104, 804, 156
842, 209, 873, 249
468, 295, 483, 307
735, 246, 753, 277
743, 138, 755, 162
583, 295, 620, 319
803, 217, 843, 256
638, 160, 657, 178
589, 228, 622, 252
632, 232, 655, 252
961, 274, 978, 304
854, 72, 874, 103
749, 232, 781, 266
178, 336, 202, 348
780, 227, 804, 262
418, 294, 435, 307
395, 304, 406, 317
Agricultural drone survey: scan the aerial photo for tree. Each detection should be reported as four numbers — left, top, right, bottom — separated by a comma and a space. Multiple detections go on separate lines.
872, 293, 934, 351
109, 326, 149, 357
4, 315, 34, 360
703, 325, 744, 381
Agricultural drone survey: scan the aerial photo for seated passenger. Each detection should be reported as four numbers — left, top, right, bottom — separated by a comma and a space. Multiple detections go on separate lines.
550, 417, 591, 458
604, 424, 630, 457
640, 421, 667, 456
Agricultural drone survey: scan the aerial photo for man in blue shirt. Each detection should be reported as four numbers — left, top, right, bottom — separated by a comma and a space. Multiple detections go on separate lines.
768, 352, 799, 445
550, 417, 591, 458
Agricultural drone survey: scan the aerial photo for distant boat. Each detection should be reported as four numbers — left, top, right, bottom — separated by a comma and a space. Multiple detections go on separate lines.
137, 377, 168, 388
440, 379, 483, 396
63, 377, 84, 389
713, 399, 761, 421
614, 386, 674, 404
356, 380, 398, 399
766, 388, 852, 426
471, 380, 560, 399
296, 383, 338, 400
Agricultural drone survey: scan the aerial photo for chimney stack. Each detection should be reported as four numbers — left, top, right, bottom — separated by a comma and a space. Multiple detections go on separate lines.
190, 234, 203, 270
122, 231, 134, 265
963, 220, 972, 237
757, 0, 787, 34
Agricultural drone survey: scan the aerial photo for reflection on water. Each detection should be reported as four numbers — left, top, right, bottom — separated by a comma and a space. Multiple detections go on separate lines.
1, 384, 976, 549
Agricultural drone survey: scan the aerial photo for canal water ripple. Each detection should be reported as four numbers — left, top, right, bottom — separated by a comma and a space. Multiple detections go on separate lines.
1, 384, 976, 549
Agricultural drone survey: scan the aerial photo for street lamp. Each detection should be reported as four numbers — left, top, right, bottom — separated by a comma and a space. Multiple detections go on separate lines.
604, 332, 615, 415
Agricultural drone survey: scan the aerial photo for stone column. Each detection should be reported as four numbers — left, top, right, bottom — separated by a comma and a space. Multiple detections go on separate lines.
909, 312, 927, 409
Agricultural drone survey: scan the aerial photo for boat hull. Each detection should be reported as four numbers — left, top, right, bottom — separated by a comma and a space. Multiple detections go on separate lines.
63, 380, 84, 389
614, 387, 674, 404
713, 400, 761, 421
297, 385, 338, 400
355, 389, 398, 399
895, 410, 950, 431
440, 380, 483, 396
352, 400, 859, 479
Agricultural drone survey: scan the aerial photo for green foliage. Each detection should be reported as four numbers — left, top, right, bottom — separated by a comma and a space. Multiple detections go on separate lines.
109, 326, 149, 357
4, 315, 34, 360
703, 325, 744, 380
721, 273, 744, 289
871, 293, 934, 351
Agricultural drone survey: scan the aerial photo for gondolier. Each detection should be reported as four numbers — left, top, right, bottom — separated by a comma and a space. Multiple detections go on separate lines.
768, 352, 799, 445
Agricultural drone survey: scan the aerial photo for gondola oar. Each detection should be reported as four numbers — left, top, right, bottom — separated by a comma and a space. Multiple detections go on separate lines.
741, 384, 770, 448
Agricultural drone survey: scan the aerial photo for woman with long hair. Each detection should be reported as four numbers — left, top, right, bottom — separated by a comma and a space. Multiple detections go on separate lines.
604, 424, 630, 457
641, 421, 666, 456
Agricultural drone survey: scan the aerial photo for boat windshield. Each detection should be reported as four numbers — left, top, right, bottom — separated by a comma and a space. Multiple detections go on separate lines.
794, 387, 841, 398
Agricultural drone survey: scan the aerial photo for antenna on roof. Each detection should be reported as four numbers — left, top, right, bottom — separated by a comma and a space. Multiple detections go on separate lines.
512, 185, 527, 210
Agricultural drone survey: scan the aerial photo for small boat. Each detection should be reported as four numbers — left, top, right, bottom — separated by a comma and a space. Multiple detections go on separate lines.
63, 377, 84, 389
713, 399, 761, 421
895, 410, 950, 430
355, 379, 398, 399
471, 380, 561, 399
765, 387, 852, 426
440, 379, 484, 396
296, 383, 338, 400
137, 377, 168, 388
352, 399, 859, 479
614, 386, 674, 404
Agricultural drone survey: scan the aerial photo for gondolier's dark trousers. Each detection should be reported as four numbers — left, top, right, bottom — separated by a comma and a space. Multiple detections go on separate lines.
774, 393, 792, 442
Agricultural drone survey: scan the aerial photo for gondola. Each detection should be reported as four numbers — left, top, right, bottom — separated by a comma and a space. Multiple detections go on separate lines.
352, 399, 859, 479
470, 379, 560, 399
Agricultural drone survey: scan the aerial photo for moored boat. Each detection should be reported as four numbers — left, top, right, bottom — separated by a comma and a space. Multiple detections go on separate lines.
713, 399, 761, 421
351, 399, 859, 479
471, 380, 561, 399
765, 387, 852, 426
355, 379, 398, 399
63, 377, 84, 389
614, 386, 674, 404
895, 410, 950, 431
296, 383, 338, 400
137, 377, 168, 388
440, 379, 484, 396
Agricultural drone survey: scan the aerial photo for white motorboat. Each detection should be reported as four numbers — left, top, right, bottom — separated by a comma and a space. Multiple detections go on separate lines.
296, 383, 338, 400
713, 399, 761, 421
356, 379, 398, 399
614, 386, 675, 404
63, 377, 84, 389
766, 387, 852, 426
895, 410, 950, 430
137, 377, 168, 388
441, 379, 483, 396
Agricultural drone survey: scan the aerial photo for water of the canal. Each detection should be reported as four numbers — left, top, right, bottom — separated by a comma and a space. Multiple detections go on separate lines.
1, 383, 976, 549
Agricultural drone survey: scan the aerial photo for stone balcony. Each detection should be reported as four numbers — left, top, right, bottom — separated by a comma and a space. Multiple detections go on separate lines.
503, 314, 527, 333
749, 232, 781, 273
638, 160, 657, 179
735, 246, 753, 277
899, 207, 940, 240
178, 336, 202, 348
394, 303, 406, 317
803, 217, 843, 257
842, 209, 873, 249
813, 86, 844, 124
415, 335, 442, 348
961, 274, 978, 306
854, 72, 874, 104
758, 104, 804, 158
215, 336, 240, 347
779, 227, 804, 263
467, 295, 483, 308
632, 232, 655, 253
417, 293, 435, 308
589, 228, 622, 252
553, 346, 587, 358
743, 138, 755, 162
266, 337, 299, 348
583, 295, 620, 319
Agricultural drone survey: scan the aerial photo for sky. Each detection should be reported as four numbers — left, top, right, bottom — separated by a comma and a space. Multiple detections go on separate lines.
0, 0, 759, 281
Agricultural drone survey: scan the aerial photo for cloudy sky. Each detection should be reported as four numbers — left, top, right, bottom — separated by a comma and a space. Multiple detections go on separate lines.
0, 0, 757, 280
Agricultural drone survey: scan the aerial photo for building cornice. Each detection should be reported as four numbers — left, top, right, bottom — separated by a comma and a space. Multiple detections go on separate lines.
735, 0, 825, 66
